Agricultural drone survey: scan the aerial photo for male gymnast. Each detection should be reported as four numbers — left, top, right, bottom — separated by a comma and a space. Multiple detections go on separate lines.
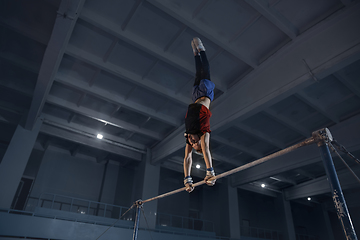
183, 37, 216, 193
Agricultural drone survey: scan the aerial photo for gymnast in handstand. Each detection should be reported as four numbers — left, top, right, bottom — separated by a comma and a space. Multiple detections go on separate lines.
183, 37, 216, 193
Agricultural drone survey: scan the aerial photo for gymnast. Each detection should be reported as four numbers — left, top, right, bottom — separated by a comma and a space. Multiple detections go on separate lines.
183, 37, 216, 193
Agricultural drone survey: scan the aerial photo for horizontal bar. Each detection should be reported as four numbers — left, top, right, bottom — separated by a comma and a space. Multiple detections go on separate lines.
142, 136, 315, 204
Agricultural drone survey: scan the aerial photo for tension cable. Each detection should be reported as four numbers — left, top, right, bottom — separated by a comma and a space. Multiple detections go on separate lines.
328, 141, 360, 185
95, 204, 135, 240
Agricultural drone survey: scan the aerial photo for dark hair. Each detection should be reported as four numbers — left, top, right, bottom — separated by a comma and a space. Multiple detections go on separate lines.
184, 132, 203, 144
184, 134, 191, 145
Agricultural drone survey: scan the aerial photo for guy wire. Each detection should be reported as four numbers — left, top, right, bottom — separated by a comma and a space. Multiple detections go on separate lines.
329, 142, 360, 185
95, 204, 135, 240
141, 207, 154, 240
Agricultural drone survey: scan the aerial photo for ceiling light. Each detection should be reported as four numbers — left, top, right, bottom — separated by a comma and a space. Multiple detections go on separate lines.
261, 184, 266, 188
307, 197, 311, 201
196, 164, 200, 169
270, 177, 281, 181
97, 134, 103, 139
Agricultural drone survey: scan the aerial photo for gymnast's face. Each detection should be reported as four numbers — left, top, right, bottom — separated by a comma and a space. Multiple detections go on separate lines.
188, 134, 201, 151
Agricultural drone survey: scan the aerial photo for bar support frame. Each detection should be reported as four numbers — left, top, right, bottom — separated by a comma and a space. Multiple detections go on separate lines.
132, 200, 143, 240
313, 128, 358, 240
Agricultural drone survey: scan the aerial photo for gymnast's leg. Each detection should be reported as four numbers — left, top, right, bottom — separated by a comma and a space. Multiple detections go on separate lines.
192, 37, 210, 86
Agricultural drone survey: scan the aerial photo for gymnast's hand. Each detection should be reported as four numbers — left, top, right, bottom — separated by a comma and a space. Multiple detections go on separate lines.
204, 168, 216, 186
185, 183, 194, 193
184, 176, 194, 193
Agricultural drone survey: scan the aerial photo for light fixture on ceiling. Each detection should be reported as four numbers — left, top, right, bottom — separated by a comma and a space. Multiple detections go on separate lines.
307, 197, 311, 201
261, 183, 266, 188
97, 134, 103, 139
196, 164, 200, 169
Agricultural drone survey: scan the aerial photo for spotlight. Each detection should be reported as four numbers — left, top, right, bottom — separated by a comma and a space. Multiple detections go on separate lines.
261, 184, 266, 188
307, 197, 311, 201
196, 164, 200, 169
97, 134, 103, 139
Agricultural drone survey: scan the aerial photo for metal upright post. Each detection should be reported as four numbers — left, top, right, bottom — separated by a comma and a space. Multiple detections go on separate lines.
132, 200, 143, 240
70, 198, 73, 212
313, 128, 358, 240
51, 194, 55, 209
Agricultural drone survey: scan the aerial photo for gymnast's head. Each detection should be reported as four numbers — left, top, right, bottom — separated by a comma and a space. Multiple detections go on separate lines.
186, 133, 202, 153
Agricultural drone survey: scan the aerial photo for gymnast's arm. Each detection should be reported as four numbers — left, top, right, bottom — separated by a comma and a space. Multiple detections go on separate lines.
183, 143, 194, 192
200, 132, 212, 169
201, 132, 216, 186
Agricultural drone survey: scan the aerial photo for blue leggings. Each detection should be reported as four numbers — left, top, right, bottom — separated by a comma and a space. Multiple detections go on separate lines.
194, 51, 210, 86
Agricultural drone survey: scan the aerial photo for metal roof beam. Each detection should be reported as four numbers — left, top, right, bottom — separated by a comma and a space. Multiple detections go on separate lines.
340, 0, 353, 6
25, 0, 85, 130
230, 145, 321, 187
121, 0, 143, 31
151, 125, 184, 163
41, 123, 143, 161
295, 92, 340, 123
295, 169, 315, 180
46, 95, 162, 141
212, 136, 263, 159
146, 0, 258, 68
151, 2, 360, 161
270, 175, 296, 186
230, 114, 360, 187
55, 75, 180, 126
43, 113, 147, 150
263, 109, 310, 137
66, 45, 189, 106
244, 0, 298, 39
238, 184, 278, 198
235, 123, 286, 149
210, 4, 360, 131
212, 153, 244, 167
284, 166, 360, 200
79, 10, 226, 92
333, 72, 360, 98
0, 20, 48, 45
0, 52, 39, 76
